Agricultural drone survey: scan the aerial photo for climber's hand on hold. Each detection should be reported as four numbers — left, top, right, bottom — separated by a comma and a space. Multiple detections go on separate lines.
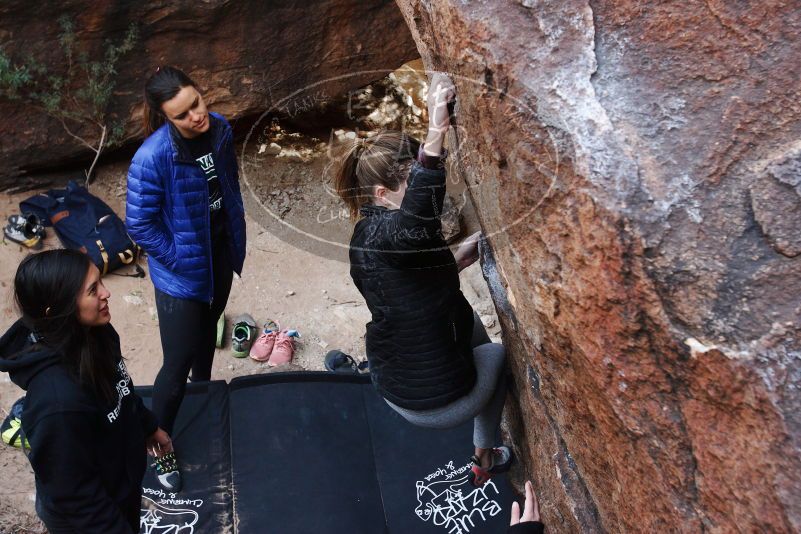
454, 231, 481, 271
427, 72, 456, 129
425, 72, 455, 157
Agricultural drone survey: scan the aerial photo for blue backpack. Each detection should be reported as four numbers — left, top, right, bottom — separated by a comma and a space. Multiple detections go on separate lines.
20, 181, 144, 277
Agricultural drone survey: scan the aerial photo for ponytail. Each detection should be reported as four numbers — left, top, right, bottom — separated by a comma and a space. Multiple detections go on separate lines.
333, 131, 420, 220
143, 66, 197, 136
333, 140, 370, 220
143, 101, 164, 137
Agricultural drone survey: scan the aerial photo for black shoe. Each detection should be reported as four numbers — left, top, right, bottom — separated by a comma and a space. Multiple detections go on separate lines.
324, 350, 369, 374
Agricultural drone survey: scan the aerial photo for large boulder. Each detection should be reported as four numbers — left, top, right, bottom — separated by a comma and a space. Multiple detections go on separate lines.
395, 0, 801, 532
0, 0, 417, 185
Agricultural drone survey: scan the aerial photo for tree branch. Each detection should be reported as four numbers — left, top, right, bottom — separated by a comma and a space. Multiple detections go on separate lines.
57, 116, 97, 152
84, 124, 106, 187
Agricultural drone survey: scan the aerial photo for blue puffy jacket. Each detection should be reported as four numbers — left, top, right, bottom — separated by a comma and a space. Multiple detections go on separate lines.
126, 112, 246, 302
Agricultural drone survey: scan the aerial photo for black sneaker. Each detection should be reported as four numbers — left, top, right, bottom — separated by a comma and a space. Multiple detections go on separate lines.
324, 350, 369, 374
153, 451, 182, 492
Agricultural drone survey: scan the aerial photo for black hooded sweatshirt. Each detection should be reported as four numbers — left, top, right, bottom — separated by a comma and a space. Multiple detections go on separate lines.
0, 319, 158, 533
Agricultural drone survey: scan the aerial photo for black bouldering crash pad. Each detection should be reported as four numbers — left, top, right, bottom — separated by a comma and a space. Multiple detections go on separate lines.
138, 373, 514, 534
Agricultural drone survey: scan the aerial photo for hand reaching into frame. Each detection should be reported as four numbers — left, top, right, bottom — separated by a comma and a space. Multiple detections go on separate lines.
510, 481, 541, 526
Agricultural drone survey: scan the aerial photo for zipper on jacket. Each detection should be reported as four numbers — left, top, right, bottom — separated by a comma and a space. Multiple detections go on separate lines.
178, 150, 215, 306
170, 115, 224, 305
204, 168, 215, 307
205, 121, 230, 307
217, 129, 237, 278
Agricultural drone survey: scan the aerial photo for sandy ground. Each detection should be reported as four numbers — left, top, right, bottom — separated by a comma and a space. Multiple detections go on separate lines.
0, 138, 499, 531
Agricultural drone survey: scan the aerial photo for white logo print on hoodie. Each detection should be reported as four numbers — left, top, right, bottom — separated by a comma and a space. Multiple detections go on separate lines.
106, 360, 132, 423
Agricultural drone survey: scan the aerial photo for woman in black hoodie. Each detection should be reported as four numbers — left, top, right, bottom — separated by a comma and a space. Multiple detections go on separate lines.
333, 73, 513, 487
0, 249, 173, 533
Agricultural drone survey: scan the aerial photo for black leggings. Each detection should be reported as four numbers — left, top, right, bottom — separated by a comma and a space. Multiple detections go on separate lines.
152, 246, 233, 435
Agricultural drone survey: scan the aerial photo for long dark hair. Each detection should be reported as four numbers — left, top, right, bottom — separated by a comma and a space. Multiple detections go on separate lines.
14, 250, 119, 404
143, 66, 198, 136
333, 130, 419, 220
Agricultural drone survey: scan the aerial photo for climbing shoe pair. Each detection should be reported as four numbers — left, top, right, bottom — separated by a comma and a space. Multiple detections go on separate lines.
4, 213, 45, 249
153, 451, 182, 492
468, 445, 514, 487
230, 314, 298, 366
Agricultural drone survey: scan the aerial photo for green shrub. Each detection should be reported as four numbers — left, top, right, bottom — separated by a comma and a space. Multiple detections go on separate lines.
0, 16, 138, 184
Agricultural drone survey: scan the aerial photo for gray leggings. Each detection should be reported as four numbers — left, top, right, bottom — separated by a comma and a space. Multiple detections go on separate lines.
386, 312, 507, 449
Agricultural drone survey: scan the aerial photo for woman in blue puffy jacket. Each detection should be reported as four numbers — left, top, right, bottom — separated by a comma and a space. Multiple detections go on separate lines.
125, 66, 246, 492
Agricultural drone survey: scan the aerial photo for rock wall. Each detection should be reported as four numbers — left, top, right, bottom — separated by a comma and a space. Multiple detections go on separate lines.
395, 1, 801, 532
0, 0, 417, 184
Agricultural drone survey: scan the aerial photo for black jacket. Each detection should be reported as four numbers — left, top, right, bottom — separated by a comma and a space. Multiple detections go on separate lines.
0, 320, 158, 533
349, 160, 477, 410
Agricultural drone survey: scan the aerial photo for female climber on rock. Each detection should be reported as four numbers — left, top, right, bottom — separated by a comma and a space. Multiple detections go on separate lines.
332, 72, 512, 486
0, 249, 173, 533
126, 66, 247, 492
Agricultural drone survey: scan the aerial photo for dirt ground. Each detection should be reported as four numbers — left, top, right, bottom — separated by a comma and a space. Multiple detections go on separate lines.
0, 129, 499, 531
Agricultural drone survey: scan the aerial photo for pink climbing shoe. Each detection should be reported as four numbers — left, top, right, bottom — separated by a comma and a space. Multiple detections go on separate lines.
267, 330, 297, 367
468, 445, 514, 488
249, 330, 278, 362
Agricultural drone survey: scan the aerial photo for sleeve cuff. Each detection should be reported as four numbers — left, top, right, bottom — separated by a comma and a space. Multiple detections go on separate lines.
140, 404, 159, 436
508, 521, 545, 534
417, 144, 447, 170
